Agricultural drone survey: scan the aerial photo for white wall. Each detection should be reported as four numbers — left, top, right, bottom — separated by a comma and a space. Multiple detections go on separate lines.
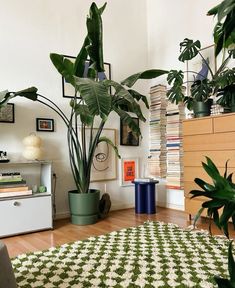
0, 0, 150, 218
146, 0, 221, 210
0, 0, 223, 217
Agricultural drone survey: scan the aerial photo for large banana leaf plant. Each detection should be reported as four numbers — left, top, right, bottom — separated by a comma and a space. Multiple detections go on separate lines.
167, 37, 235, 110
0, 2, 168, 194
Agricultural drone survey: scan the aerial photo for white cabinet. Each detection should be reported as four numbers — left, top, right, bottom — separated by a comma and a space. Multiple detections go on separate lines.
0, 161, 53, 237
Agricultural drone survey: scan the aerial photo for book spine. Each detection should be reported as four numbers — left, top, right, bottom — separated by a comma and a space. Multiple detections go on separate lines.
0, 177, 23, 182
0, 186, 29, 192
0, 180, 26, 186
0, 190, 32, 198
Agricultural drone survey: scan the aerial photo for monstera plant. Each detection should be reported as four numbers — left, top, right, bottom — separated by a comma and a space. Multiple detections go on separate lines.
167, 38, 235, 116
0, 2, 168, 225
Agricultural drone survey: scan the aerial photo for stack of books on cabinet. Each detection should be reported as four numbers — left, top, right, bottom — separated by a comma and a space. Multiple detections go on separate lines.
166, 101, 185, 189
149, 84, 167, 178
0, 172, 32, 198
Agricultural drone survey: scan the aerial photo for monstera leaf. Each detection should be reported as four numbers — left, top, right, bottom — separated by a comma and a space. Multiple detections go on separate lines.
166, 70, 185, 104
190, 79, 212, 102
178, 38, 201, 62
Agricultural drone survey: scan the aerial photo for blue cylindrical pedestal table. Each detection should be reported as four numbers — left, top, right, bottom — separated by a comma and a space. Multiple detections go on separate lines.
133, 180, 159, 214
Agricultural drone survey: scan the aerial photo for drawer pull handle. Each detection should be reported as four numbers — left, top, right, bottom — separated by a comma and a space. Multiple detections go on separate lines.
13, 201, 21, 207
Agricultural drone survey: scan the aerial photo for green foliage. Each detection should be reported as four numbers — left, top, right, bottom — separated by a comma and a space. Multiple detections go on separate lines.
167, 35, 235, 110
191, 79, 212, 102
190, 157, 235, 238
208, 0, 235, 56
178, 38, 201, 62
214, 241, 235, 288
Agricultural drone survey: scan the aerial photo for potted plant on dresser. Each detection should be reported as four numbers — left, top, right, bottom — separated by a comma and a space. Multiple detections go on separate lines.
0, 2, 168, 225
166, 37, 235, 117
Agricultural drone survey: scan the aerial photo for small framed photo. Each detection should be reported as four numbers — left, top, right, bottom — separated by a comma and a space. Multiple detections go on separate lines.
62, 55, 111, 98
36, 118, 54, 132
120, 117, 139, 146
0, 103, 15, 123
121, 157, 139, 186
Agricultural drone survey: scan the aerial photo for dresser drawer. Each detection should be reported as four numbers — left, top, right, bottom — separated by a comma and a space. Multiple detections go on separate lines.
183, 166, 235, 182
214, 114, 235, 133
183, 150, 235, 167
185, 198, 207, 217
0, 196, 52, 237
183, 118, 213, 136
183, 132, 235, 151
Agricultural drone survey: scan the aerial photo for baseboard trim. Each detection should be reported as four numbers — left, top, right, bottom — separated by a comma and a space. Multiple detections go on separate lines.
54, 212, 70, 220
157, 201, 184, 211
54, 202, 184, 219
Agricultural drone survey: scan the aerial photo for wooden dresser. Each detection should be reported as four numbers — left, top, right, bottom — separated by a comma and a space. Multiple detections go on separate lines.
183, 113, 235, 219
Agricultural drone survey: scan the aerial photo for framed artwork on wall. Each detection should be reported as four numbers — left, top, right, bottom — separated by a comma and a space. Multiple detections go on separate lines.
121, 157, 139, 186
62, 55, 111, 98
91, 128, 117, 182
36, 118, 54, 132
120, 117, 139, 146
0, 103, 15, 123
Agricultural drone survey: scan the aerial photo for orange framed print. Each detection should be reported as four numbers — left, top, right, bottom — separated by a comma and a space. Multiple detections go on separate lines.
121, 157, 139, 186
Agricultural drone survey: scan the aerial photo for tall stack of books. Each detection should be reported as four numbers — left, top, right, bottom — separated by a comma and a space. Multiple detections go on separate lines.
165, 101, 185, 189
0, 172, 32, 198
149, 84, 167, 178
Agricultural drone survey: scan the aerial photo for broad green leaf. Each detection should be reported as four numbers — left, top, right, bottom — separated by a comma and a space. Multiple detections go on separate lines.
190, 79, 212, 102
178, 38, 201, 62
220, 203, 235, 227
103, 80, 146, 122
0, 87, 38, 109
74, 36, 90, 77
166, 86, 185, 105
114, 108, 141, 136
207, 3, 220, 15
70, 102, 94, 126
98, 136, 121, 159
202, 199, 225, 208
167, 70, 184, 86
75, 77, 111, 120
128, 89, 149, 109
217, 0, 235, 22
86, 2, 104, 72
50, 54, 75, 86
121, 69, 168, 88
15, 87, 38, 100
194, 177, 215, 191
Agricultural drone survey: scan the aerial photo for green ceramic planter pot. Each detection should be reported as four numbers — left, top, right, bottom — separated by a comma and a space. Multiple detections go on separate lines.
193, 99, 213, 118
68, 189, 100, 225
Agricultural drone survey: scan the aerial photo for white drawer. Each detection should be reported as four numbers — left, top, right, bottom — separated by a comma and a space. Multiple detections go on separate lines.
0, 195, 52, 237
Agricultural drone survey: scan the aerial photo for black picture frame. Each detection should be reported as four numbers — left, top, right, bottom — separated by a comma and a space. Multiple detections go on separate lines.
120, 118, 139, 146
36, 118, 54, 132
62, 55, 111, 98
0, 103, 15, 123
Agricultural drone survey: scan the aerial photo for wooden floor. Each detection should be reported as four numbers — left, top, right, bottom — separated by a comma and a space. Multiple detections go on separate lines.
2, 207, 235, 258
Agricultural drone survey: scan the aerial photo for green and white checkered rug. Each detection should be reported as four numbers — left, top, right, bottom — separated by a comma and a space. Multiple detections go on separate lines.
12, 221, 231, 288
